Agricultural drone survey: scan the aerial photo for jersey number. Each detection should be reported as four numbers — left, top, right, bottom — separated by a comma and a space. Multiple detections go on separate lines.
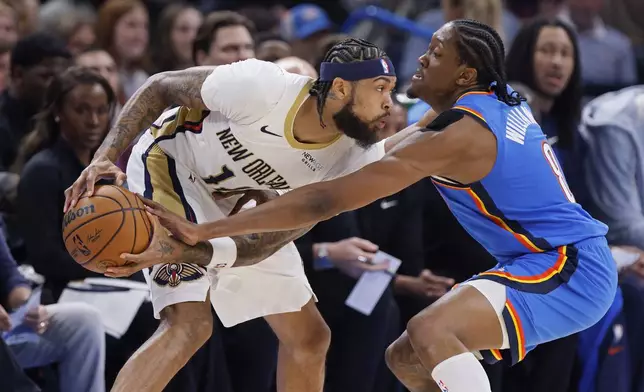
542, 142, 575, 203
204, 165, 235, 185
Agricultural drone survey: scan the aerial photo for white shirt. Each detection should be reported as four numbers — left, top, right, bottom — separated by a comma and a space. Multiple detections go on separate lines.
147, 58, 385, 193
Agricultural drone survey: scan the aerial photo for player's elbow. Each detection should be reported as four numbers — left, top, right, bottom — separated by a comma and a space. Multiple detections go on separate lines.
147, 72, 174, 106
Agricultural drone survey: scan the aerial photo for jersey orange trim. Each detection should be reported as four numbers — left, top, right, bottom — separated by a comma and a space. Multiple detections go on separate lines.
505, 300, 526, 362
431, 180, 546, 252
466, 189, 544, 252
452, 106, 487, 125
479, 245, 568, 284
490, 349, 503, 361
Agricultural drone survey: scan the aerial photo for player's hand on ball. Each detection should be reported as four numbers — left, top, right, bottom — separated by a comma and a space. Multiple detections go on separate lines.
64, 156, 127, 212
106, 212, 182, 277
138, 197, 201, 245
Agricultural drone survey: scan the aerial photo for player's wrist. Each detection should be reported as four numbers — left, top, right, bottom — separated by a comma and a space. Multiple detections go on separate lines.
206, 237, 238, 269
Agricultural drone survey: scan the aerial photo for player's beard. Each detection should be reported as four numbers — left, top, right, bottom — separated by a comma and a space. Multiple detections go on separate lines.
332, 102, 379, 149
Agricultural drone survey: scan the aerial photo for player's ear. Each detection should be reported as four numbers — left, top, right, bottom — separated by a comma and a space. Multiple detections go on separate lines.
330, 77, 351, 100
455, 66, 477, 87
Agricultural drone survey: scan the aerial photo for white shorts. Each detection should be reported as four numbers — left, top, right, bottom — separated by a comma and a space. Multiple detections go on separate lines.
126, 133, 315, 327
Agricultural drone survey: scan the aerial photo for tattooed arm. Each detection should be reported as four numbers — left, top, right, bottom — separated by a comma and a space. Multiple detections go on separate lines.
228, 226, 312, 267
110, 225, 312, 277
96, 67, 215, 162
63, 67, 216, 211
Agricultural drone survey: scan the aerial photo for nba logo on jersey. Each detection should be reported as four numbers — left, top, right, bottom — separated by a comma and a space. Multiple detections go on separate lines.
438, 380, 449, 391
380, 59, 390, 73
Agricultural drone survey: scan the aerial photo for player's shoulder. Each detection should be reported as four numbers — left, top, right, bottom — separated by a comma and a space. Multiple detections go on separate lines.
221, 58, 286, 79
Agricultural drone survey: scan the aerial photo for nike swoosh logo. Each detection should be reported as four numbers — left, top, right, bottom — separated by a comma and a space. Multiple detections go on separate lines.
261, 126, 282, 137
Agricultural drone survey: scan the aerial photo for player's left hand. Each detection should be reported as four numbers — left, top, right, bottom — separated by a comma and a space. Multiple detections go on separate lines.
106, 212, 185, 277
24, 305, 50, 334
138, 196, 201, 245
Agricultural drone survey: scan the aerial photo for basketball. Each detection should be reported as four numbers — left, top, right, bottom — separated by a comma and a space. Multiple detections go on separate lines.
62, 185, 153, 273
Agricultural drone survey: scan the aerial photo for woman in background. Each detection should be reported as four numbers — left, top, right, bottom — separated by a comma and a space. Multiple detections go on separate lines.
95, 0, 149, 102
149, 4, 202, 73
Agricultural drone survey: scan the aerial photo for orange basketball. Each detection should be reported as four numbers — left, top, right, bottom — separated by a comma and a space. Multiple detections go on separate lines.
62, 185, 153, 273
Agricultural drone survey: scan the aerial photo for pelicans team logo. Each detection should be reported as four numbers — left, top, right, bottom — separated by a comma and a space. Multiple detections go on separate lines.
153, 263, 204, 287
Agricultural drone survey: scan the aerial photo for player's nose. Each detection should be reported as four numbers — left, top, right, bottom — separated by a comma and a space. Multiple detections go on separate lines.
383, 94, 393, 111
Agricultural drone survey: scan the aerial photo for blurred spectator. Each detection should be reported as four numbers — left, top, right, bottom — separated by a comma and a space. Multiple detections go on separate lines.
295, 215, 403, 392
275, 56, 317, 78
506, 0, 566, 20
238, 5, 282, 35
149, 4, 202, 73
580, 86, 644, 250
0, 218, 106, 392
0, 33, 71, 171
14, 66, 114, 296
400, 0, 520, 84
75, 48, 122, 122
39, 0, 96, 55
601, 0, 644, 51
505, 19, 583, 191
560, 0, 637, 89
255, 34, 291, 62
96, 0, 149, 102
5, 0, 38, 38
281, 3, 334, 65
0, 1, 18, 48
193, 11, 255, 66
0, 42, 10, 92
13, 66, 161, 389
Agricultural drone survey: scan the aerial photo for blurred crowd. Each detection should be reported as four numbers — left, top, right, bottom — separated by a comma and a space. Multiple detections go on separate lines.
0, 0, 643, 391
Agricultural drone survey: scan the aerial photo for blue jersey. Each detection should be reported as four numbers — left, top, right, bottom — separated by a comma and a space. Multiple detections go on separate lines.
431, 89, 608, 263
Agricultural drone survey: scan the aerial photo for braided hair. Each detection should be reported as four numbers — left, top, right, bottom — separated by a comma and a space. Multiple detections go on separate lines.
452, 19, 523, 106
310, 38, 389, 126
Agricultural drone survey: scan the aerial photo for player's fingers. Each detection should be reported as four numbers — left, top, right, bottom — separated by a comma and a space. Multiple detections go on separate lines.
104, 267, 136, 278
139, 196, 165, 212
119, 252, 146, 262
66, 173, 88, 210
85, 170, 98, 197
115, 171, 127, 186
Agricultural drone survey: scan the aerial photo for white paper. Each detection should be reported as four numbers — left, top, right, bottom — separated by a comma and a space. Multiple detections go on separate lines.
58, 281, 148, 339
612, 247, 641, 270
345, 251, 401, 316
3, 287, 42, 344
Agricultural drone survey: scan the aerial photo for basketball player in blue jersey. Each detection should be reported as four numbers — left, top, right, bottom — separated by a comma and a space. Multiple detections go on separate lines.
143, 20, 618, 392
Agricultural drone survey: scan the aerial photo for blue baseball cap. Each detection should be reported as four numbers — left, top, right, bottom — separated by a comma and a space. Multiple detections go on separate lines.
281, 4, 333, 41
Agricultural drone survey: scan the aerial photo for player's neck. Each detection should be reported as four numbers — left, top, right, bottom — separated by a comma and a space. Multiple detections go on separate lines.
430, 87, 473, 114
292, 95, 342, 144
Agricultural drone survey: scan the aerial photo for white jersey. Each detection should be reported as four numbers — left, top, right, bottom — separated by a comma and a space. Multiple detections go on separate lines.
146, 58, 385, 194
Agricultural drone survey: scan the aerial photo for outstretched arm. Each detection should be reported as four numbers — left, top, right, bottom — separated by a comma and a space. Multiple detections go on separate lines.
195, 115, 494, 240
96, 67, 215, 161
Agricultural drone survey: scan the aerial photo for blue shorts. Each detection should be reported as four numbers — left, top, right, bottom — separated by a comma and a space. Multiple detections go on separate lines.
468, 236, 618, 366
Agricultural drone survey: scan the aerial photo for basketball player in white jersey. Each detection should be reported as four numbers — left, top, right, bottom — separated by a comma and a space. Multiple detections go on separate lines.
64, 38, 425, 392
